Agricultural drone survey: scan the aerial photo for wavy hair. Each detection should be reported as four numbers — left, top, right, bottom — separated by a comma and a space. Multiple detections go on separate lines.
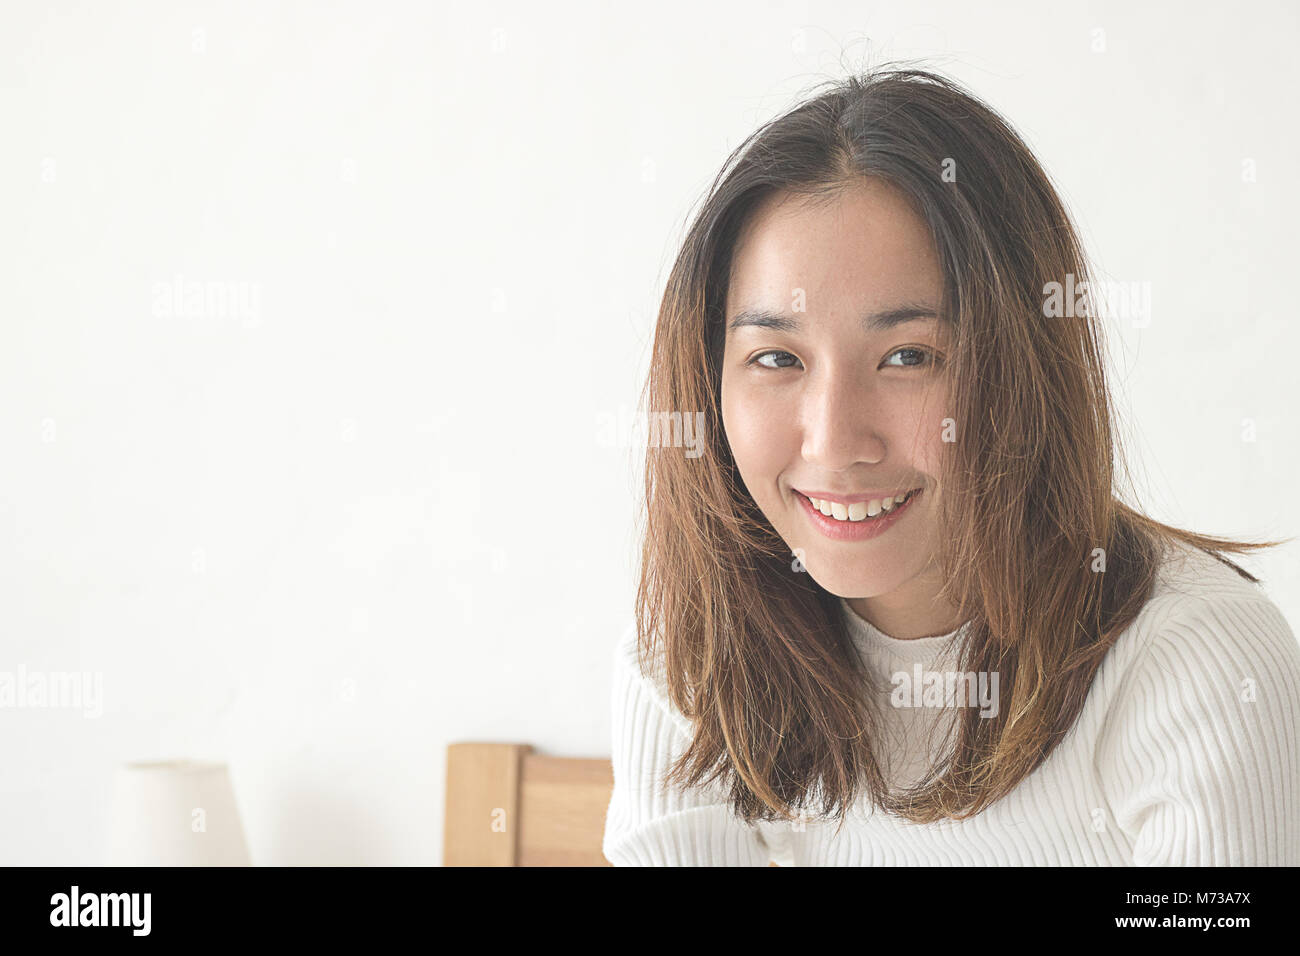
635, 65, 1291, 829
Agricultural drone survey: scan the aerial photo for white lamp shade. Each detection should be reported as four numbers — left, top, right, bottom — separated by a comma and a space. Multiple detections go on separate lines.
105, 760, 252, 866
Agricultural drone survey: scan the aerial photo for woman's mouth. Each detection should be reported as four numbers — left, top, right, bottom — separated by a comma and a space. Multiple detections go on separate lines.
795, 488, 923, 541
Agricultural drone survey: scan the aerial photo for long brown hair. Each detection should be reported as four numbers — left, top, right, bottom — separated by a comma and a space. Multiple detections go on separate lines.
635, 65, 1291, 830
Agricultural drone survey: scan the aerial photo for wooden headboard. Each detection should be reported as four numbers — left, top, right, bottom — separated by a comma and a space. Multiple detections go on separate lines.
443, 742, 615, 866
443, 741, 782, 865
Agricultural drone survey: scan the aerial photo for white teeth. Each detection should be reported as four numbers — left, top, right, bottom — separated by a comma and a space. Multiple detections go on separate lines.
806, 490, 915, 522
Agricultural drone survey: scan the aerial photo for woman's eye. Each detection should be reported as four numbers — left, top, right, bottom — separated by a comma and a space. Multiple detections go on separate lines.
745, 347, 941, 371
882, 347, 939, 369
748, 350, 801, 370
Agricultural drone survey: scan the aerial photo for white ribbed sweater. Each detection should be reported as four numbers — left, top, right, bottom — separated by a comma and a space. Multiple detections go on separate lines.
602, 542, 1300, 865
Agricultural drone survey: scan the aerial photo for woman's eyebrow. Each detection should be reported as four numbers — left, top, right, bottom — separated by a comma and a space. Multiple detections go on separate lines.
727, 305, 938, 333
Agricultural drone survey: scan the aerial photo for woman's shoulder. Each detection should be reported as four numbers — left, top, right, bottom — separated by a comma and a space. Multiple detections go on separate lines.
1098, 539, 1300, 710
1089, 540, 1300, 864
612, 619, 663, 683
1127, 539, 1294, 643
610, 619, 694, 739
1147, 537, 1281, 605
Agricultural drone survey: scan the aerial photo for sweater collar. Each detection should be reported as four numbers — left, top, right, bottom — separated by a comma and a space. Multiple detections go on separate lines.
839, 597, 970, 665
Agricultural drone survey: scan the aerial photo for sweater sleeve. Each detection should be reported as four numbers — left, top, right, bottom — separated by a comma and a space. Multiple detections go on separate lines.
1097, 593, 1300, 865
602, 631, 774, 866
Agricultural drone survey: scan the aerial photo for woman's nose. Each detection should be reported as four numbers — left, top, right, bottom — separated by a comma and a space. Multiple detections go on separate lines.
800, 375, 886, 471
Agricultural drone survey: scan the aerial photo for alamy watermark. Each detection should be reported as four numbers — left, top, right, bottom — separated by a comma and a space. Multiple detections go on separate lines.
0, 666, 103, 718
50, 886, 150, 936
1043, 273, 1152, 328
891, 664, 1000, 718
595, 406, 706, 458
151, 274, 262, 327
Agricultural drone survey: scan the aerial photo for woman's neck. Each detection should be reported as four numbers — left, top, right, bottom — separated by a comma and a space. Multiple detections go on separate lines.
845, 563, 966, 640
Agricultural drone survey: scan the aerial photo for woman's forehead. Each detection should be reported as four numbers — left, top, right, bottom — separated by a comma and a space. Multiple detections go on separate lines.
728, 188, 943, 322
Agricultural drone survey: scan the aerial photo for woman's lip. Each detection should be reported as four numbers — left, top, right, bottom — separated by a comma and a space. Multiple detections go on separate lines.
795, 487, 922, 541
795, 487, 923, 504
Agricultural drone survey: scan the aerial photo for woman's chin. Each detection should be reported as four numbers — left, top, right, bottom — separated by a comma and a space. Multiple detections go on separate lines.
801, 561, 909, 599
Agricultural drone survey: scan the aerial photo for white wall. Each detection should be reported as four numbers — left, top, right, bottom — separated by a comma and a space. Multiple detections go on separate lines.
1, 0, 1296, 864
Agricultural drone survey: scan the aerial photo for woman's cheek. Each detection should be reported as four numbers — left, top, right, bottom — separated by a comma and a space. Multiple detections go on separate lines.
727, 393, 784, 506
728, 406, 765, 480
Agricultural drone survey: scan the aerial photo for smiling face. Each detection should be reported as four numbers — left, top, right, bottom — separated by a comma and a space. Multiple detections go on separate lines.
720, 178, 963, 639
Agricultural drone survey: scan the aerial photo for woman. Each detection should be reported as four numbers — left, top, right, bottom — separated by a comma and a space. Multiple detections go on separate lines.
602, 67, 1300, 866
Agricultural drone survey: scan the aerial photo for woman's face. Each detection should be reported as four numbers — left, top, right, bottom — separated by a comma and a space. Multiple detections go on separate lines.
720, 179, 955, 633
